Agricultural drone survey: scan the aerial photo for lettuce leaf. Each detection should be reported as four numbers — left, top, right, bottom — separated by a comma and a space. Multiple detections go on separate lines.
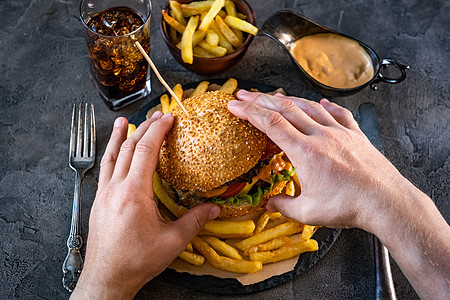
263, 168, 296, 194
210, 186, 263, 207
210, 168, 296, 206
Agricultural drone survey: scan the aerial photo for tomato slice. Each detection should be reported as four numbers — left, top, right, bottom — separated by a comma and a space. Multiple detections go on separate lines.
220, 182, 247, 199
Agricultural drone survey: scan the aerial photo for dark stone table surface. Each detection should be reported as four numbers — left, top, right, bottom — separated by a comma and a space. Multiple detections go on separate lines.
1, 0, 449, 299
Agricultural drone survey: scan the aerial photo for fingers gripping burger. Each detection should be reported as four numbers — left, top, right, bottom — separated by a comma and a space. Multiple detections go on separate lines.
157, 91, 297, 219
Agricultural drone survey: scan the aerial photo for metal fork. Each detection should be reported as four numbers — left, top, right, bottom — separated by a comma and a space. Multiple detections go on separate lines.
62, 103, 96, 292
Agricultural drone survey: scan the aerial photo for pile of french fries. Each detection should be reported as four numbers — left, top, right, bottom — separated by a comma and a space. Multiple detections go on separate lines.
163, 0, 258, 63
127, 79, 320, 274
159, 78, 238, 113
154, 172, 319, 273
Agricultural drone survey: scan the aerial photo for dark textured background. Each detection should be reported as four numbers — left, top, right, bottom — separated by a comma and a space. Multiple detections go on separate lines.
1, 0, 449, 299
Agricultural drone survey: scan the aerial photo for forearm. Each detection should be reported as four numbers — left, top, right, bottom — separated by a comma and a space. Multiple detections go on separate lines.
70, 268, 142, 300
364, 179, 450, 299
229, 92, 450, 298
70, 285, 135, 300
70, 285, 134, 300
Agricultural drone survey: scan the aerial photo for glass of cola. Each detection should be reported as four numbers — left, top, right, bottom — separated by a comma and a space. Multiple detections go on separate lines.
80, 0, 152, 110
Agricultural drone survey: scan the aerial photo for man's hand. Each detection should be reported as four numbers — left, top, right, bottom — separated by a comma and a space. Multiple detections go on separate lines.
228, 90, 450, 299
71, 112, 220, 299
228, 90, 406, 230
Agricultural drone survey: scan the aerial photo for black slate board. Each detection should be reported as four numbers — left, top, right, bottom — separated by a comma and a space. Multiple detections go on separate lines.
129, 79, 341, 294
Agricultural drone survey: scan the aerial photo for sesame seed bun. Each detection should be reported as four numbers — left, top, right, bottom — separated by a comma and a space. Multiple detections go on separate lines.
157, 91, 267, 192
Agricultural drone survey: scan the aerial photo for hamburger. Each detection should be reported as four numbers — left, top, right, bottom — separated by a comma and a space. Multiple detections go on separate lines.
157, 91, 297, 219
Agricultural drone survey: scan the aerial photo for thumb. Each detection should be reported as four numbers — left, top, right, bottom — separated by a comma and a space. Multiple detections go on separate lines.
266, 194, 304, 222
171, 203, 221, 243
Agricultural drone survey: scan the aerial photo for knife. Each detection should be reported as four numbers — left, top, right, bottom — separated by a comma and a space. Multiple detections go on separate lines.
358, 103, 397, 300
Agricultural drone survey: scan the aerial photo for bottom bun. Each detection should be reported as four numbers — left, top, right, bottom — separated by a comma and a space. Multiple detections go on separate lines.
181, 181, 288, 219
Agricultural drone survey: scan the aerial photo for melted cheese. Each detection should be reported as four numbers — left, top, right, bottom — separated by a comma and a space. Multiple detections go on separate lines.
258, 152, 293, 182
239, 152, 293, 195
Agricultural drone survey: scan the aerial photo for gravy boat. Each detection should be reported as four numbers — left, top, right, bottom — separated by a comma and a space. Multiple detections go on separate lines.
262, 11, 409, 97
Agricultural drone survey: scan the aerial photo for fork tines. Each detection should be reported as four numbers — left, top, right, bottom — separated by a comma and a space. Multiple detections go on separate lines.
70, 103, 96, 160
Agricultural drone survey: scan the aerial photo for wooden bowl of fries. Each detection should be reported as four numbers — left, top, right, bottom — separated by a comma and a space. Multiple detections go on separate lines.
160, 0, 257, 74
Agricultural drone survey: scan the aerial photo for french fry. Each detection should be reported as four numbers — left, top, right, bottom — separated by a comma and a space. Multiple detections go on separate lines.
187, 0, 215, 12
217, 10, 227, 19
270, 216, 291, 228
215, 15, 242, 48
169, 26, 178, 43
169, 11, 179, 43
193, 30, 207, 46
254, 211, 271, 235
160, 176, 178, 203
169, 83, 184, 111
162, 214, 173, 222
249, 239, 319, 264
159, 205, 175, 222
176, 30, 207, 49
218, 34, 234, 54
153, 173, 188, 218
181, 15, 199, 64
193, 46, 215, 58
219, 78, 238, 94
180, 4, 200, 18
232, 28, 244, 45
202, 236, 242, 260
186, 242, 194, 252
162, 10, 186, 34
191, 81, 210, 97
199, 11, 207, 22
153, 193, 159, 206
127, 123, 136, 138
224, 0, 237, 17
198, 0, 225, 31
235, 221, 303, 251
169, 100, 177, 111
199, 230, 252, 240
192, 236, 262, 273
179, 250, 205, 266
292, 172, 301, 195
204, 219, 255, 236
266, 216, 291, 229
209, 20, 234, 53
244, 236, 294, 256
169, 1, 187, 25
224, 15, 258, 36
300, 225, 316, 241
160, 94, 170, 113
198, 41, 227, 57
206, 29, 219, 46
236, 12, 247, 19
270, 212, 282, 220
286, 179, 295, 196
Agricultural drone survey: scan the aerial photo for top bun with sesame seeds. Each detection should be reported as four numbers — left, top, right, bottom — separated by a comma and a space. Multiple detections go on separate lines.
157, 91, 267, 191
